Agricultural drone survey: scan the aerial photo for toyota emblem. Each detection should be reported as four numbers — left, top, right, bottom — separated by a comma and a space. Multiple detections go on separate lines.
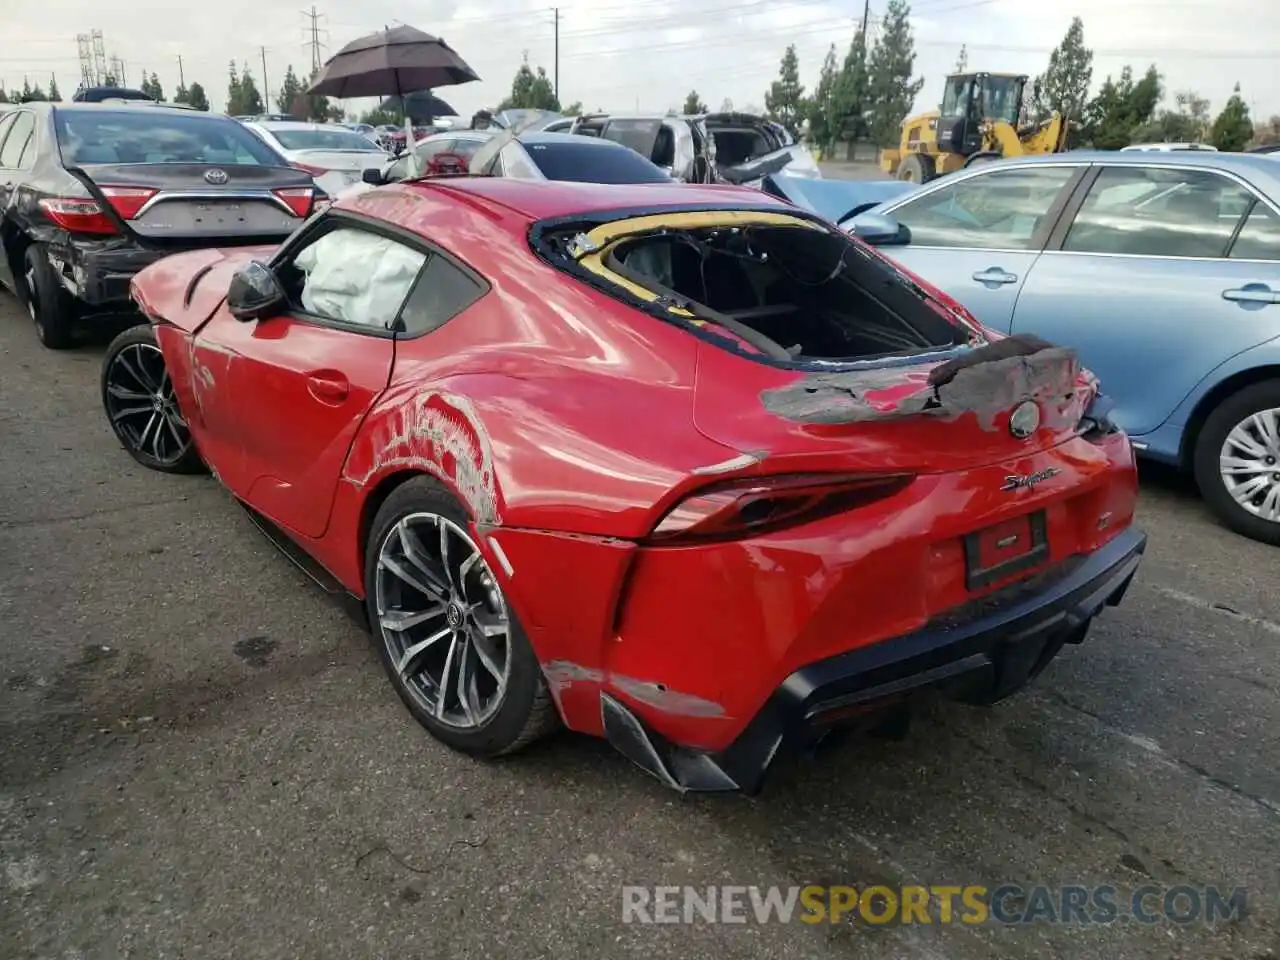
1009, 400, 1041, 439
203, 168, 229, 185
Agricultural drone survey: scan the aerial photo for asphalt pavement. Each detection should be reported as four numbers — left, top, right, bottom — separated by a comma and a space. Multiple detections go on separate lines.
1, 288, 1278, 960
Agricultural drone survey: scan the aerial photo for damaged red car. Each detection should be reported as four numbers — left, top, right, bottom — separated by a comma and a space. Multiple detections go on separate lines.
102, 178, 1146, 793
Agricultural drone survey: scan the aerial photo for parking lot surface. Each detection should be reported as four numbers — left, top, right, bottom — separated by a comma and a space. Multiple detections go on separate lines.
1, 293, 1277, 960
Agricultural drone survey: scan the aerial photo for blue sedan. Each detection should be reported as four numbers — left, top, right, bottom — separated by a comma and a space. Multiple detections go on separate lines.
833, 152, 1280, 546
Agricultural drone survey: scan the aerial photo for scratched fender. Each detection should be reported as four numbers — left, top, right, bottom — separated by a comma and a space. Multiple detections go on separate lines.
345, 388, 503, 524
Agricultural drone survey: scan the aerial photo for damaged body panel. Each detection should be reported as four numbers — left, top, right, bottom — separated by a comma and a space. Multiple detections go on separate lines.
116, 176, 1146, 794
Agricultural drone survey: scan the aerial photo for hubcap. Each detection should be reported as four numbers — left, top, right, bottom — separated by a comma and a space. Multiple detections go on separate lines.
1219, 406, 1280, 523
374, 512, 511, 729
104, 342, 192, 465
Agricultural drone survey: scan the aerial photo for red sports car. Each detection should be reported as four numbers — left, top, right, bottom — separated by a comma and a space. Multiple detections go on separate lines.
101, 177, 1146, 793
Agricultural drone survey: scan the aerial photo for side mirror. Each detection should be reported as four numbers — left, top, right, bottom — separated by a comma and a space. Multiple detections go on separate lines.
227, 261, 286, 322
847, 212, 910, 246
362, 167, 383, 186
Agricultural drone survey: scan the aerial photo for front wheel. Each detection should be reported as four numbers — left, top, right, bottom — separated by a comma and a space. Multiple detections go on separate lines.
101, 324, 205, 474
364, 476, 560, 757
1193, 381, 1280, 545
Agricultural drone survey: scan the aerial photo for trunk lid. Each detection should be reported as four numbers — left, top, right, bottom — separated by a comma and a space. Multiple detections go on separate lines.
74, 162, 313, 241
287, 148, 388, 173
692, 337, 1098, 475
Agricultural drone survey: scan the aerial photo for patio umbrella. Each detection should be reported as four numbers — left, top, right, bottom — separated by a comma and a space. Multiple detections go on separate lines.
307, 25, 480, 101
378, 91, 458, 122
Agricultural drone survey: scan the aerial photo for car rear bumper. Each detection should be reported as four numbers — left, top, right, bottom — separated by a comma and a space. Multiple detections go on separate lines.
56, 238, 171, 307
599, 524, 1146, 794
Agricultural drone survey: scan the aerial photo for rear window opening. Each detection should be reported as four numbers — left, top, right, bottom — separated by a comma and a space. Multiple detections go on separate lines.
579, 221, 973, 364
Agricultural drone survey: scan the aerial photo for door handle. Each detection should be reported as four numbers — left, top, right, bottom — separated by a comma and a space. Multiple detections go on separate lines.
306, 372, 349, 404
972, 267, 1018, 285
1222, 286, 1280, 305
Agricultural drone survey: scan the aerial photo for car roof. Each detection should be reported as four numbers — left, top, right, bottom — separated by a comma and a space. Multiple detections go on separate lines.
518, 131, 641, 147
43, 101, 219, 117
250, 120, 351, 131
992, 149, 1280, 180
405, 177, 785, 221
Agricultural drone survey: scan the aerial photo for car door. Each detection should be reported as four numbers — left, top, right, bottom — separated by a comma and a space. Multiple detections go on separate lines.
192, 217, 429, 538
874, 163, 1086, 331
1010, 163, 1280, 437
0, 109, 31, 291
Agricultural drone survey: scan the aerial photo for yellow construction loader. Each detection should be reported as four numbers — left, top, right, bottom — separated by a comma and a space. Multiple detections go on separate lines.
879, 72, 1069, 183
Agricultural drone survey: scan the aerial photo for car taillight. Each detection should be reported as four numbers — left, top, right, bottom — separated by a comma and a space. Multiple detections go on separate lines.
646, 473, 914, 544
293, 162, 328, 176
98, 186, 158, 220
273, 187, 314, 217
37, 197, 118, 235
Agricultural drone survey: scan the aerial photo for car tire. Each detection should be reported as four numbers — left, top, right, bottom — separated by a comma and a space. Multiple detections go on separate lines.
364, 476, 560, 757
1193, 381, 1280, 546
100, 323, 205, 474
22, 243, 79, 350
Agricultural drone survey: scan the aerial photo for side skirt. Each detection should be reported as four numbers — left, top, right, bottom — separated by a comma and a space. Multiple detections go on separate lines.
237, 499, 369, 629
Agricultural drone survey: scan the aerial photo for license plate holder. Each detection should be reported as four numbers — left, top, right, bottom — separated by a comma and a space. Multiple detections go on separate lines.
964, 510, 1049, 591
192, 202, 244, 225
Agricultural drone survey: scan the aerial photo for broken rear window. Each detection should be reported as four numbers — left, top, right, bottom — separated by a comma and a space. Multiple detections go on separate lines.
539, 211, 980, 366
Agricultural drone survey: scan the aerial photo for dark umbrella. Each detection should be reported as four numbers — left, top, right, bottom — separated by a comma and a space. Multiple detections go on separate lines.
378, 91, 458, 123
307, 25, 480, 100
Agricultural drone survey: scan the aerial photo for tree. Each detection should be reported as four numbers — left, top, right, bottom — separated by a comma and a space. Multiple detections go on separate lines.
141, 72, 164, 101
226, 60, 243, 114
276, 64, 304, 117
497, 56, 559, 111
173, 82, 189, 104
830, 29, 870, 142
864, 0, 924, 147
562, 101, 583, 116
1209, 84, 1253, 152
186, 81, 210, 112
1034, 16, 1092, 144
806, 44, 841, 151
237, 65, 264, 116
1133, 88, 1210, 144
720, 97, 733, 112
765, 44, 806, 133
48, 75, 61, 102
360, 106, 401, 126
1249, 115, 1280, 148
682, 90, 707, 114
20, 79, 48, 103
1081, 64, 1161, 149
954, 44, 968, 73
0, 88, 9, 104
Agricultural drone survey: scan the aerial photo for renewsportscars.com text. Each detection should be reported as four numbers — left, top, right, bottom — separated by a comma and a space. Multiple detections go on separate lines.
621, 884, 1248, 926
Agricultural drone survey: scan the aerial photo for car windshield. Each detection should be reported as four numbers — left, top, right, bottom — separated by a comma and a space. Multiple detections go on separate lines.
979, 76, 1023, 125
269, 128, 382, 151
524, 141, 671, 183
55, 109, 284, 165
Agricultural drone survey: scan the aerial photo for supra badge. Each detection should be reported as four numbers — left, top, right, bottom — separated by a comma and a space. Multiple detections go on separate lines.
1001, 467, 1060, 492
1009, 400, 1040, 439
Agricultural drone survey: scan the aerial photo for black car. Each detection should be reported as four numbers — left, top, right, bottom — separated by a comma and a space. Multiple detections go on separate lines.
0, 101, 320, 348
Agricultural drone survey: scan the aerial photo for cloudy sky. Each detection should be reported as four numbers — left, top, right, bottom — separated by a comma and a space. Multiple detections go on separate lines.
2, 0, 1276, 123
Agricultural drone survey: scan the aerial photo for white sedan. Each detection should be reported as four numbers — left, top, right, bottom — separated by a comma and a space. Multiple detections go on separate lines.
241, 120, 391, 197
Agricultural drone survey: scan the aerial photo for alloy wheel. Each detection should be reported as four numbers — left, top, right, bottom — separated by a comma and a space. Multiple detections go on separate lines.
103, 341, 193, 467
374, 512, 512, 729
1218, 406, 1280, 524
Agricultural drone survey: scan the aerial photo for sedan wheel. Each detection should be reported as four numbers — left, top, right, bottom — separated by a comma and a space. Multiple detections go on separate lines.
100, 324, 205, 474
364, 477, 559, 756
1218, 408, 1280, 523
1194, 382, 1280, 546
374, 512, 512, 729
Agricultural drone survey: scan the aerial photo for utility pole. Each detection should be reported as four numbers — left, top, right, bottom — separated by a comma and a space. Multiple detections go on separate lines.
176, 55, 184, 89
553, 7, 559, 102
260, 46, 270, 110
304, 6, 326, 76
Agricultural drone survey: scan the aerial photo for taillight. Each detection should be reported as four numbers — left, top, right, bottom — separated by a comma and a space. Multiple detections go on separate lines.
646, 473, 914, 544
293, 162, 328, 176
273, 187, 314, 217
98, 186, 158, 220
37, 197, 118, 235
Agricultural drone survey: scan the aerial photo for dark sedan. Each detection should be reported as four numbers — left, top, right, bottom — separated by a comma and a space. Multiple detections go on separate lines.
0, 101, 320, 348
